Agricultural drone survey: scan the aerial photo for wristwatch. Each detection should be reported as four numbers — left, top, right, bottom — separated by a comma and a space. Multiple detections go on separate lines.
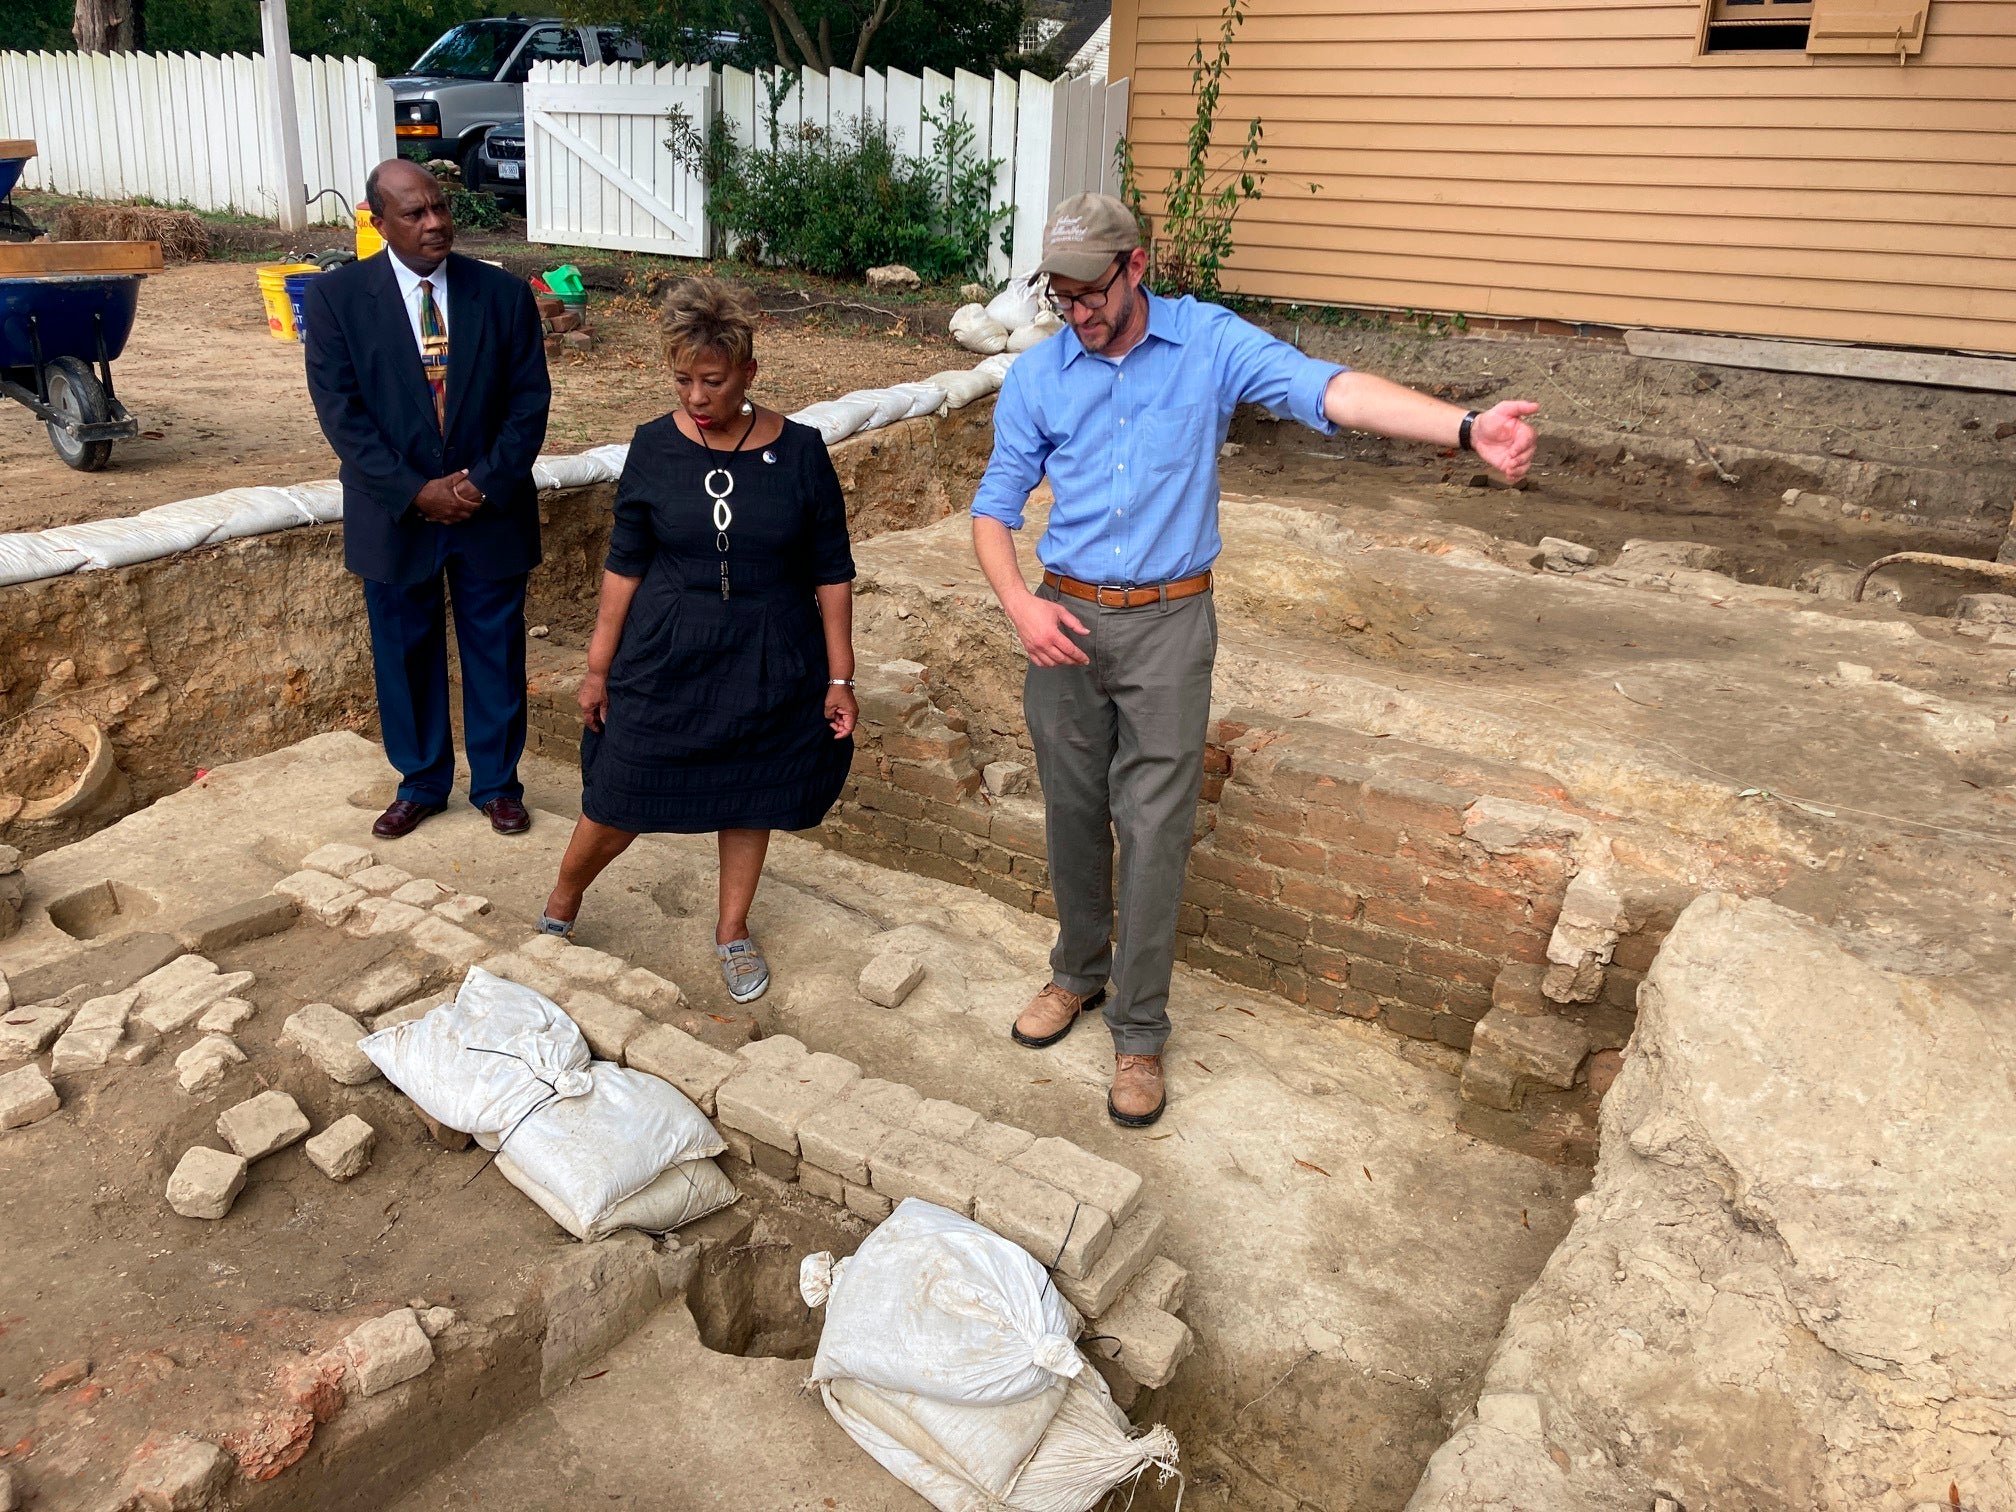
1457, 411, 1479, 453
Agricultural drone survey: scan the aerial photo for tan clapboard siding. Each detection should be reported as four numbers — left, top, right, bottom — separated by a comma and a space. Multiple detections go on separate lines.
1113, 0, 2016, 352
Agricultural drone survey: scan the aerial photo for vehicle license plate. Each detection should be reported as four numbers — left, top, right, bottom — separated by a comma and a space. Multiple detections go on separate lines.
497, 162, 521, 180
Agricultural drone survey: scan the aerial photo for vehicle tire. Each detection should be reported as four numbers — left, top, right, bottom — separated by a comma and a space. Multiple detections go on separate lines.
43, 355, 113, 472
459, 134, 489, 193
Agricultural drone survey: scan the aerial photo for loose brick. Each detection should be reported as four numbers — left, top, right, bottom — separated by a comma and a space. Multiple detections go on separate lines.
217, 1091, 310, 1160
135, 970, 256, 1038
800, 1164, 846, 1204
177, 894, 296, 954
870, 1130, 988, 1216
175, 1035, 247, 1093
338, 960, 423, 1019
716, 1069, 844, 1154
407, 915, 489, 968
373, 994, 447, 1030
562, 990, 646, 1061
282, 1004, 379, 1085
119, 1435, 233, 1510
305, 1115, 376, 1180
625, 1025, 737, 1115
51, 987, 138, 1073
348, 864, 416, 896
859, 952, 925, 1008
1051, 1207, 1166, 1316
303, 843, 376, 879
797, 1101, 893, 1184
434, 893, 492, 927
275, 870, 366, 925
0, 1064, 60, 1128
389, 878, 453, 909
1093, 1294, 1193, 1388
962, 1120, 1036, 1163
345, 898, 429, 939
1470, 1008, 1590, 1089
910, 1098, 982, 1143
844, 1182, 893, 1222
973, 1166, 1113, 1279
343, 1309, 434, 1397
1010, 1137, 1141, 1224
166, 1146, 247, 1219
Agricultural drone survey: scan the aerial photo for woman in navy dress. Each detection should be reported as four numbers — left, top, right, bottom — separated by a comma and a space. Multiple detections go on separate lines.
541, 278, 857, 1003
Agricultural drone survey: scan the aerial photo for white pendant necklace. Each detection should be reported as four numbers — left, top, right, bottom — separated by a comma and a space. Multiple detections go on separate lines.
694, 407, 762, 599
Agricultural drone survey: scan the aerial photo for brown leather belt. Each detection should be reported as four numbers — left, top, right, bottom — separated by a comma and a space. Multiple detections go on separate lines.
1042, 570, 1213, 609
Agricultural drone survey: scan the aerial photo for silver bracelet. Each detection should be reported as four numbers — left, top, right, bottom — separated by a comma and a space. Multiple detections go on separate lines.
829, 678, 855, 687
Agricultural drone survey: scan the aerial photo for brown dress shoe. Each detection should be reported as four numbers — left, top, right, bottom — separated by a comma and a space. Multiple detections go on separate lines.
1011, 982, 1107, 1048
372, 798, 445, 839
482, 797, 531, 835
1108, 1053, 1167, 1128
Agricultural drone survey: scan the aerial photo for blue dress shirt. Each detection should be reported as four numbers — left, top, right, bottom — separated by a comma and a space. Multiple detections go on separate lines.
970, 291, 1347, 585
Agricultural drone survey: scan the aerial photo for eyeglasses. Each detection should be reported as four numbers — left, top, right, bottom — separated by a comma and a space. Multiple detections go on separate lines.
1046, 258, 1128, 316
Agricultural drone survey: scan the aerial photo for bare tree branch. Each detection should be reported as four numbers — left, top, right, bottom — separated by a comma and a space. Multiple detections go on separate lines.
848, 0, 901, 72
755, 0, 826, 70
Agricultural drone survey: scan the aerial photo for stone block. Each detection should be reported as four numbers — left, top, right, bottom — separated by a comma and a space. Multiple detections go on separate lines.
802, 1051, 862, 1094
119, 1433, 233, 1510
974, 1166, 1113, 1279
1093, 1292, 1193, 1388
120, 1039, 156, 1066
51, 987, 138, 1072
2, 1000, 74, 1064
306, 1114, 376, 1180
342, 1308, 435, 1397
1537, 535, 1597, 571
1491, 963, 1550, 1016
135, 970, 256, 1037
282, 1004, 379, 1085
338, 960, 423, 1019
911, 1098, 982, 1143
278, 870, 367, 926
0, 1064, 60, 1129
417, 1109, 472, 1151
870, 1130, 989, 1216
303, 843, 376, 878
175, 1035, 246, 1093
345, 897, 428, 939
483, 952, 573, 1002
1052, 1207, 1167, 1317
735, 1033, 807, 1072
373, 995, 447, 1030
963, 1120, 1037, 1163
1122, 1255, 1188, 1315
523, 933, 627, 984
797, 1101, 893, 1184
1470, 1008, 1590, 1090
844, 1182, 893, 1222
858, 952, 925, 1008
348, 863, 415, 896
166, 1146, 247, 1219
217, 1090, 310, 1160
800, 1163, 846, 1204
389, 877, 452, 909
715, 1069, 845, 1154
720, 1126, 752, 1164
131, 952, 218, 1006
563, 990, 646, 1062
749, 1138, 799, 1181
178, 894, 297, 954
408, 915, 490, 968
625, 1024, 738, 1115
981, 760, 1030, 797
613, 966, 683, 1015
849, 1078, 923, 1127
1010, 1137, 1143, 1224
1090, 1349, 1140, 1411
419, 1306, 457, 1338
433, 892, 491, 927
196, 998, 254, 1035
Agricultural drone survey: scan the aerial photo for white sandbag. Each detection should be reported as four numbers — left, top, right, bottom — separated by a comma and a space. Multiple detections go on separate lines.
287, 480, 346, 523
201, 486, 325, 543
41, 495, 237, 568
827, 1375, 1067, 1505
985, 275, 1046, 332
499, 1152, 737, 1240
949, 303, 1009, 356
492, 1061, 724, 1235
809, 1198, 1086, 1407
887, 381, 950, 420
358, 966, 591, 1140
0, 531, 88, 586
820, 1380, 993, 1512
1005, 311, 1065, 353
792, 395, 881, 445
1007, 1371, 1181, 1512
861, 386, 918, 429
925, 367, 1000, 412
974, 352, 1018, 384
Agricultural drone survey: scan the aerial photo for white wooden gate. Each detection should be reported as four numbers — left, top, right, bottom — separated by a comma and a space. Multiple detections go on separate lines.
523, 72, 711, 256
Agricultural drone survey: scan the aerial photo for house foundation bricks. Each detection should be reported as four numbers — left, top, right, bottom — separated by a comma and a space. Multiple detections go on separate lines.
303, 842, 376, 878
1011, 1138, 1143, 1224
282, 1004, 378, 1085
176, 893, 296, 953
562, 990, 646, 1061
342, 1309, 435, 1397
274, 869, 367, 925
624, 1025, 736, 1115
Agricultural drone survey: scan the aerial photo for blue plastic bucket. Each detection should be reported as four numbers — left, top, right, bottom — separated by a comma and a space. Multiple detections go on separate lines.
283, 270, 320, 343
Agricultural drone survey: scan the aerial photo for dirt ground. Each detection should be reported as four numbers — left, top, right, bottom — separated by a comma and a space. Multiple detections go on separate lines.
0, 261, 965, 535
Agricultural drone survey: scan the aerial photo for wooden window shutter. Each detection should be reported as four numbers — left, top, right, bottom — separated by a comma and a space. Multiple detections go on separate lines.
1806, 0, 1929, 55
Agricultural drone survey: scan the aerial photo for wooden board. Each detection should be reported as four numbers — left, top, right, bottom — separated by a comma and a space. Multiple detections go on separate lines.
0, 141, 34, 160
1623, 329, 2016, 394
0, 241, 166, 277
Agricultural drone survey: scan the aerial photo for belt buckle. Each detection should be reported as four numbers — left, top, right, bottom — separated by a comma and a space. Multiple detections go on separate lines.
1095, 582, 1132, 608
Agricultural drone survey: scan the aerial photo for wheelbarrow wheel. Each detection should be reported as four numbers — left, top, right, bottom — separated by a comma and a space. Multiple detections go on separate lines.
43, 356, 113, 472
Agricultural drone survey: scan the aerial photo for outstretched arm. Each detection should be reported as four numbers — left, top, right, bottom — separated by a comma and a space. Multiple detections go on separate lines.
1322, 371, 1539, 484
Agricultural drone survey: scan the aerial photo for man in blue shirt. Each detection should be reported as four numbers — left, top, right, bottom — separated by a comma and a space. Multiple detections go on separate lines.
971, 193, 1538, 1128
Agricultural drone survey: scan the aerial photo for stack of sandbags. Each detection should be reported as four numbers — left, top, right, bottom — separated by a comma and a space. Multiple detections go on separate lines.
804, 1199, 1180, 1511
950, 275, 1065, 356
360, 967, 733, 1240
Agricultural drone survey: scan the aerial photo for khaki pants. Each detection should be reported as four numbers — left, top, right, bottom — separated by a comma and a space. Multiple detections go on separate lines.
1022, 584, 1217, 1056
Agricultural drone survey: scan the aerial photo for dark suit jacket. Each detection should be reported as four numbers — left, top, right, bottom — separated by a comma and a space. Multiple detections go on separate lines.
303, 251, 551, 585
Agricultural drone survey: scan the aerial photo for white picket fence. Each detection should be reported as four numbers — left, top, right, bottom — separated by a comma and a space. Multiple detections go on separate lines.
0, 49, 393, 225
528, 61, 1128, 280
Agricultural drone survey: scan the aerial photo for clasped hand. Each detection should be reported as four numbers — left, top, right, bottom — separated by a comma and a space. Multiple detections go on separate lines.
1470, 401, 1541, 484
413, 470, 484, 524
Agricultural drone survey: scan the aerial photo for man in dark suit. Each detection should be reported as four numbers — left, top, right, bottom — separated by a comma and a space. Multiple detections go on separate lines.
304, 157, 550, 839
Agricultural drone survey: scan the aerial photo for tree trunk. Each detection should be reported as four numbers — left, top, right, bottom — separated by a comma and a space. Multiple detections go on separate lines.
848, 0, 898, 72
72, 0, 139, 52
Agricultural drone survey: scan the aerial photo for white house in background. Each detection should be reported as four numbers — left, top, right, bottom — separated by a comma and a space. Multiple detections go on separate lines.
1068, 17, 1111, 78
1020, 0, 1111, 77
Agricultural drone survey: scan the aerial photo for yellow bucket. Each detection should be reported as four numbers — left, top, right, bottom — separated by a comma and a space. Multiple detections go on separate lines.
257, 262, 318, 341
355, 206, 386, 261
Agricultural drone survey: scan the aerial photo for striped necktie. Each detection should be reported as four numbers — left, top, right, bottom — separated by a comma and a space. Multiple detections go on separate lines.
418, 278, 448, 431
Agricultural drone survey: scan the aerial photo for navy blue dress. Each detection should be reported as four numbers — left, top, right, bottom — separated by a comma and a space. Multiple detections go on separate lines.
581, 414, 856, 833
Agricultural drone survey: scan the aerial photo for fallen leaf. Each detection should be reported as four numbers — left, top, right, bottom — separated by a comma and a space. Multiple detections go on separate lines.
1193, 1059, 1213, 1074
1232, 1004, 1256, 1016
1293, 1158, 1331, 1177
1030, 1078, 1052, 1085
1362, 1166, 1373, 1182
705, 1013, 736, 1024
581, 1369, 609, 1381
1521, 1208, 1529, 1229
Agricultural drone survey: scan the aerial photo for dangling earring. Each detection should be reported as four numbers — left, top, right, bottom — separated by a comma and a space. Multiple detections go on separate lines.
739, 399, 753, 416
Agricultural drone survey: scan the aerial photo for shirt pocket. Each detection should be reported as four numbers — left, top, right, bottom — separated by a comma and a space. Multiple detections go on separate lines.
1140, 404, 1206, 477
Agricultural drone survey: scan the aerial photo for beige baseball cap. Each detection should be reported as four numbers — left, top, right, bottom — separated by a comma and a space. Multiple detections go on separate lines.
1036, 193, 1141, 282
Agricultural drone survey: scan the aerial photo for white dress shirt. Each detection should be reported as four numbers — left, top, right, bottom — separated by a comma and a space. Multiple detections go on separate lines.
388, 253, 449, 355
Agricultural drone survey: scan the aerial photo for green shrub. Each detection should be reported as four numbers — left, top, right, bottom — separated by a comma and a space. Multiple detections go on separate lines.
691, 94, 1006, 284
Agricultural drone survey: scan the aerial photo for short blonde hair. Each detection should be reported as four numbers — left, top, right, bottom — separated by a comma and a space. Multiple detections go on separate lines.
659, 276, 759, 369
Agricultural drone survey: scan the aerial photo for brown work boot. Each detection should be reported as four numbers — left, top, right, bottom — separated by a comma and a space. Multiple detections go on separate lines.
1011, 982, 1107, 1048
1108, 1053, 1167, 1128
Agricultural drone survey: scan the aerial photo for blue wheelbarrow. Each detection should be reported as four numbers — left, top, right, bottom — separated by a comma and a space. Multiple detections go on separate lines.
0, 140, 39, 242
0, 240, 161, 471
